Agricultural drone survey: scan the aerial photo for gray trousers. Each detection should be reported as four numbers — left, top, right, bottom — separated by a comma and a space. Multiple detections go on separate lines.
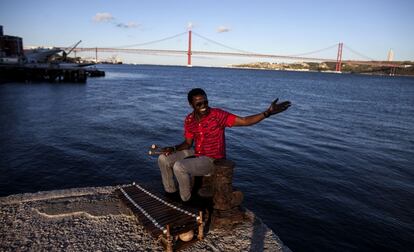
157, 149, 215, 201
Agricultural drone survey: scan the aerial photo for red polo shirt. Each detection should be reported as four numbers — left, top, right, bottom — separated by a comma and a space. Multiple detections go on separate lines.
184, 108, 236, 159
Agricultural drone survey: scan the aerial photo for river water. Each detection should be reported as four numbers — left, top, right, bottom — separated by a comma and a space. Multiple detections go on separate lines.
1, 65, 413, 251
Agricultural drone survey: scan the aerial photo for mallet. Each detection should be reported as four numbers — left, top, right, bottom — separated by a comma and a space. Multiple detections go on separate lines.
148, 144, 164, 155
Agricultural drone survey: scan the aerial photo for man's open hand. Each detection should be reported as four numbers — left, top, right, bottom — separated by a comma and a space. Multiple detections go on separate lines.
266, 98, 291, 116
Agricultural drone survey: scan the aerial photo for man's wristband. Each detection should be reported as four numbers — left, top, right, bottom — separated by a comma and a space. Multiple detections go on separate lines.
263, 111, 270, 118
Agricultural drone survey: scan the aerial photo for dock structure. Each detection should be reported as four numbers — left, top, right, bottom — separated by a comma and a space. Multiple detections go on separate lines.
0, 64, 106, 83
0, 64, 88, 83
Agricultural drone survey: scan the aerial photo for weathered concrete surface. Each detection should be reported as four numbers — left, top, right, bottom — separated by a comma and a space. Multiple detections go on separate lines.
0, 186, 291, 251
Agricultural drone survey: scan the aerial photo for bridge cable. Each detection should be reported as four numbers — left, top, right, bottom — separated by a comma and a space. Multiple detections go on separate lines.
343, 45, 376, 61
287, 44, 338, 57
192, 31, 255, 54
112, 31, 187, 49
193, 32, 341, 61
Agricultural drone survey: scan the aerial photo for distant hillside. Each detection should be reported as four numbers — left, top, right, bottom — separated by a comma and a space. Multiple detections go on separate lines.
232, 61, 414, 76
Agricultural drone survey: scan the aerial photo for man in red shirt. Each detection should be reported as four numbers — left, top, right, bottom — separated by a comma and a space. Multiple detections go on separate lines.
158, 88, 291, 202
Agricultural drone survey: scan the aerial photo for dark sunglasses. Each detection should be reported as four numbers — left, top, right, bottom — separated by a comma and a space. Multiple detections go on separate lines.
195, 100, 208, 107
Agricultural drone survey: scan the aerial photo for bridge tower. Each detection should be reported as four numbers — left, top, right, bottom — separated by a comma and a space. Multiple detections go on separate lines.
187, 29, 192, 67
335, 42, 343, 72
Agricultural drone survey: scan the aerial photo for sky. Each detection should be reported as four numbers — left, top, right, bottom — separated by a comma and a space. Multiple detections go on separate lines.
1, 0, 413, 66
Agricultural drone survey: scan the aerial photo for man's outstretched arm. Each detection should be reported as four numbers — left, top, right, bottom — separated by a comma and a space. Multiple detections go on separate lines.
233, 99, 291, 127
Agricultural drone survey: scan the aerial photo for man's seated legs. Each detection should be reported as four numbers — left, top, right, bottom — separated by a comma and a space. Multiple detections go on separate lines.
158, 149, 194, 193
173, 156, 214, 201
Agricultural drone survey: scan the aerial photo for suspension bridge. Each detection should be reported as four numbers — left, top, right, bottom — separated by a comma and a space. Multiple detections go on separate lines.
67, 30, 398, 71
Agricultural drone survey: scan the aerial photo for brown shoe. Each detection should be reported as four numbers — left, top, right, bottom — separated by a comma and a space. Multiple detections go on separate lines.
198, 186, 213, 198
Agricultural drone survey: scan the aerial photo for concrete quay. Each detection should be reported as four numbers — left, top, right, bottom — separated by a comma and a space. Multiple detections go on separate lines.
0, 185, 291, 251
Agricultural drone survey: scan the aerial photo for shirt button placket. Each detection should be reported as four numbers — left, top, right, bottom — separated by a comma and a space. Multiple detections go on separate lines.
198, 123, 203, 154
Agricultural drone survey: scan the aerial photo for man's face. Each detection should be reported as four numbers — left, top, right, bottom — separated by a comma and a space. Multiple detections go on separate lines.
191, 94, 209, 116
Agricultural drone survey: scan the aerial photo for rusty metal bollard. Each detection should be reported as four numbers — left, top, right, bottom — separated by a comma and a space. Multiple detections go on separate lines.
210, 159, 244, 229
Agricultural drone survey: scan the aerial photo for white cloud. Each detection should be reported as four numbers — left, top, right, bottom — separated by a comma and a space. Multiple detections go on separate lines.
217, 26, 231, 33
93, 12, 114, 22
93, 13, 138, 29
188, 22, 194, 30
116, 22, 139, 29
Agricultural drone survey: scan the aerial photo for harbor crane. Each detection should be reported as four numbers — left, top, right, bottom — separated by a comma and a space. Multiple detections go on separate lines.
62, 40, 82, 61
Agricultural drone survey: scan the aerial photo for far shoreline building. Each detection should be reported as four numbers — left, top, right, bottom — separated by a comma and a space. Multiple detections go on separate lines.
0, 25, 25, 64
